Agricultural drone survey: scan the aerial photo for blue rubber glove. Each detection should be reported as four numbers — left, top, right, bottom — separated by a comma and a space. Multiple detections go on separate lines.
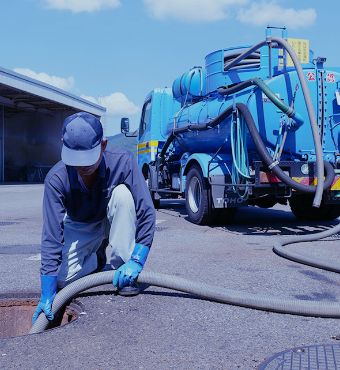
112, 244, 149, 289
32, 275, 57, 324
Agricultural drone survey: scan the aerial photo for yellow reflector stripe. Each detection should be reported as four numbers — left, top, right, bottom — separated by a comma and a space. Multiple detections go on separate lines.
137, 141, 159, 149
291, 176, 340, 190
137, 149, 152, 155
331, 177, 340, 190
260, 174, 340, 191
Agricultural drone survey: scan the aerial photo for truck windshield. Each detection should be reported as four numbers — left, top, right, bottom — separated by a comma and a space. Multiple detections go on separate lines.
139, 99, 152, 139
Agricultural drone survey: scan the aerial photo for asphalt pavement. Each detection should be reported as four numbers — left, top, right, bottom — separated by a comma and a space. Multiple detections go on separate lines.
1, 185, 340, 369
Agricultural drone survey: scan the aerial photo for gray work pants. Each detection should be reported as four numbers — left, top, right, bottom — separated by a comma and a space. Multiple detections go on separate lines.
57, 184, 136, 288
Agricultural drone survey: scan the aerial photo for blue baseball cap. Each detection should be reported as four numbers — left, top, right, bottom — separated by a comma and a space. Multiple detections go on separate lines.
61, 112, 104, 166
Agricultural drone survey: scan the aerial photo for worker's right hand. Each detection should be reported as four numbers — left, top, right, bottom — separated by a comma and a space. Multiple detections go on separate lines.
32, 275, 57, 324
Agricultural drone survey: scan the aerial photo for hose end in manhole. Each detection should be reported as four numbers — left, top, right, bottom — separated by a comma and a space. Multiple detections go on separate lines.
0, 294, 83, 339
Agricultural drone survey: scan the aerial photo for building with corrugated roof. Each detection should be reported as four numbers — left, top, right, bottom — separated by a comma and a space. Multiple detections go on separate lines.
0, 67, 106, 183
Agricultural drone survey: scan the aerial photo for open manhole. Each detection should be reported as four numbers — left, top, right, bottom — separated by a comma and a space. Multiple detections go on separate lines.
0, 295, 82, 339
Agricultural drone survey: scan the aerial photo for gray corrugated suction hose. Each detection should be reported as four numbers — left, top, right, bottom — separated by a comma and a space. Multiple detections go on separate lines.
30, 263, 340, 334
271, 37, 324, 208
225, 37, 324, 208
273, 222, 340, 273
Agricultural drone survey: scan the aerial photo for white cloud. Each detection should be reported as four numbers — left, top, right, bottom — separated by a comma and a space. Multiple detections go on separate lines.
144, 0, 248, 22
14, 68, 75, 90
81, 92, 140, 116
45, 0, 121, 13
237, 2, 316, 29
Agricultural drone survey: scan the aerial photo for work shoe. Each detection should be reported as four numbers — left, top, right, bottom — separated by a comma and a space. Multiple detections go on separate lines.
117, 284, 140, 297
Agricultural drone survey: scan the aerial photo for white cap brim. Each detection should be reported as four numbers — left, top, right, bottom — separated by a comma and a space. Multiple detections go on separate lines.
61, 143, 101, 166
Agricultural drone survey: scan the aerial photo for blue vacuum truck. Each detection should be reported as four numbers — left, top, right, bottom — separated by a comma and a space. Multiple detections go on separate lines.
121, 27, 340, 225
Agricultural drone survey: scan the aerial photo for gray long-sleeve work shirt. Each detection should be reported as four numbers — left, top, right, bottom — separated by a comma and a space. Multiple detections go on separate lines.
41, 150, 155, 276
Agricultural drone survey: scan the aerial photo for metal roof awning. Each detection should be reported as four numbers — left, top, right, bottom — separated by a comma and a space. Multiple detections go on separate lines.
0, 66, 106, 116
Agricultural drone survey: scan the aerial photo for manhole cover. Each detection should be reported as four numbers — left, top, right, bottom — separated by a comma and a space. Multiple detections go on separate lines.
0, 296, 82, 339
258, 343, 340, 370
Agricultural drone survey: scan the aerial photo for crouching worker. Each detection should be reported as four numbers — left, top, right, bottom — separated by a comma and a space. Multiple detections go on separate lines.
32, 112, 155, 324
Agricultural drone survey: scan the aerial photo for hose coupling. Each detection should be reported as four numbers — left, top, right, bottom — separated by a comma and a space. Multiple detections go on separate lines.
268, 160, 280, 170
286, 107, 304, 128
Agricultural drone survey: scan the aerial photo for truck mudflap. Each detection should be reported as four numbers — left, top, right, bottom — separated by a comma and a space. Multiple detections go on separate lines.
209, 175, 248, 208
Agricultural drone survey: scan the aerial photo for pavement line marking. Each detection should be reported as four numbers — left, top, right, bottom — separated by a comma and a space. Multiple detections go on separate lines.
26, 254, 41, 261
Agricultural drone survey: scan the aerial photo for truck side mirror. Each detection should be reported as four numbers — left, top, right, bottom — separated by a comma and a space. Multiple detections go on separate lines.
121, 117, 130, 134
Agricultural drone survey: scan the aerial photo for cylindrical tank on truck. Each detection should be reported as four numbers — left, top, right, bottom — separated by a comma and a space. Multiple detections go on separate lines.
121, 27, 340, 225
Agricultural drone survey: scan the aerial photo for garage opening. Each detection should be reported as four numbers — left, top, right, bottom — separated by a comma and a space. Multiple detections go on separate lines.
0, 67, 105, 183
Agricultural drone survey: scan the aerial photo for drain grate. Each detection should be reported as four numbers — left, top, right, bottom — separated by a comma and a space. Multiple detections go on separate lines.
0, 296, 82, 339
258, 343, 340, 370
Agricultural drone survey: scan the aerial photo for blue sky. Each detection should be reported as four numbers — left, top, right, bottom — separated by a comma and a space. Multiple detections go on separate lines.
1, 0, 338, 134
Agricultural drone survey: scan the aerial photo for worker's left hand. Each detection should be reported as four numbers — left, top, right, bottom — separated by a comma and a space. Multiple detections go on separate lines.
32, 275, 57, 324
112, 244, 149, 289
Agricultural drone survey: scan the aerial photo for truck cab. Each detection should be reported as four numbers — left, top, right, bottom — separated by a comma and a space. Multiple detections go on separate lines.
137, 88, 180, 180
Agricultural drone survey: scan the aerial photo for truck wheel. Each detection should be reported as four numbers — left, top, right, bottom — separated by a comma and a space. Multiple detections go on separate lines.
146, 169, 160, 209
289, 194, 340, 221
150, 192, 160, 209
185, 165, 211, 224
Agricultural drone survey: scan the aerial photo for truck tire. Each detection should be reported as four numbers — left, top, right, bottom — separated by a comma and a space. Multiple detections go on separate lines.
185, 165, 238, 225
150, 192, 160, 209
146, 168, 160, 209
185, 165, 211, 224
254, 196, 277, 209
289, 194, 340, 221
